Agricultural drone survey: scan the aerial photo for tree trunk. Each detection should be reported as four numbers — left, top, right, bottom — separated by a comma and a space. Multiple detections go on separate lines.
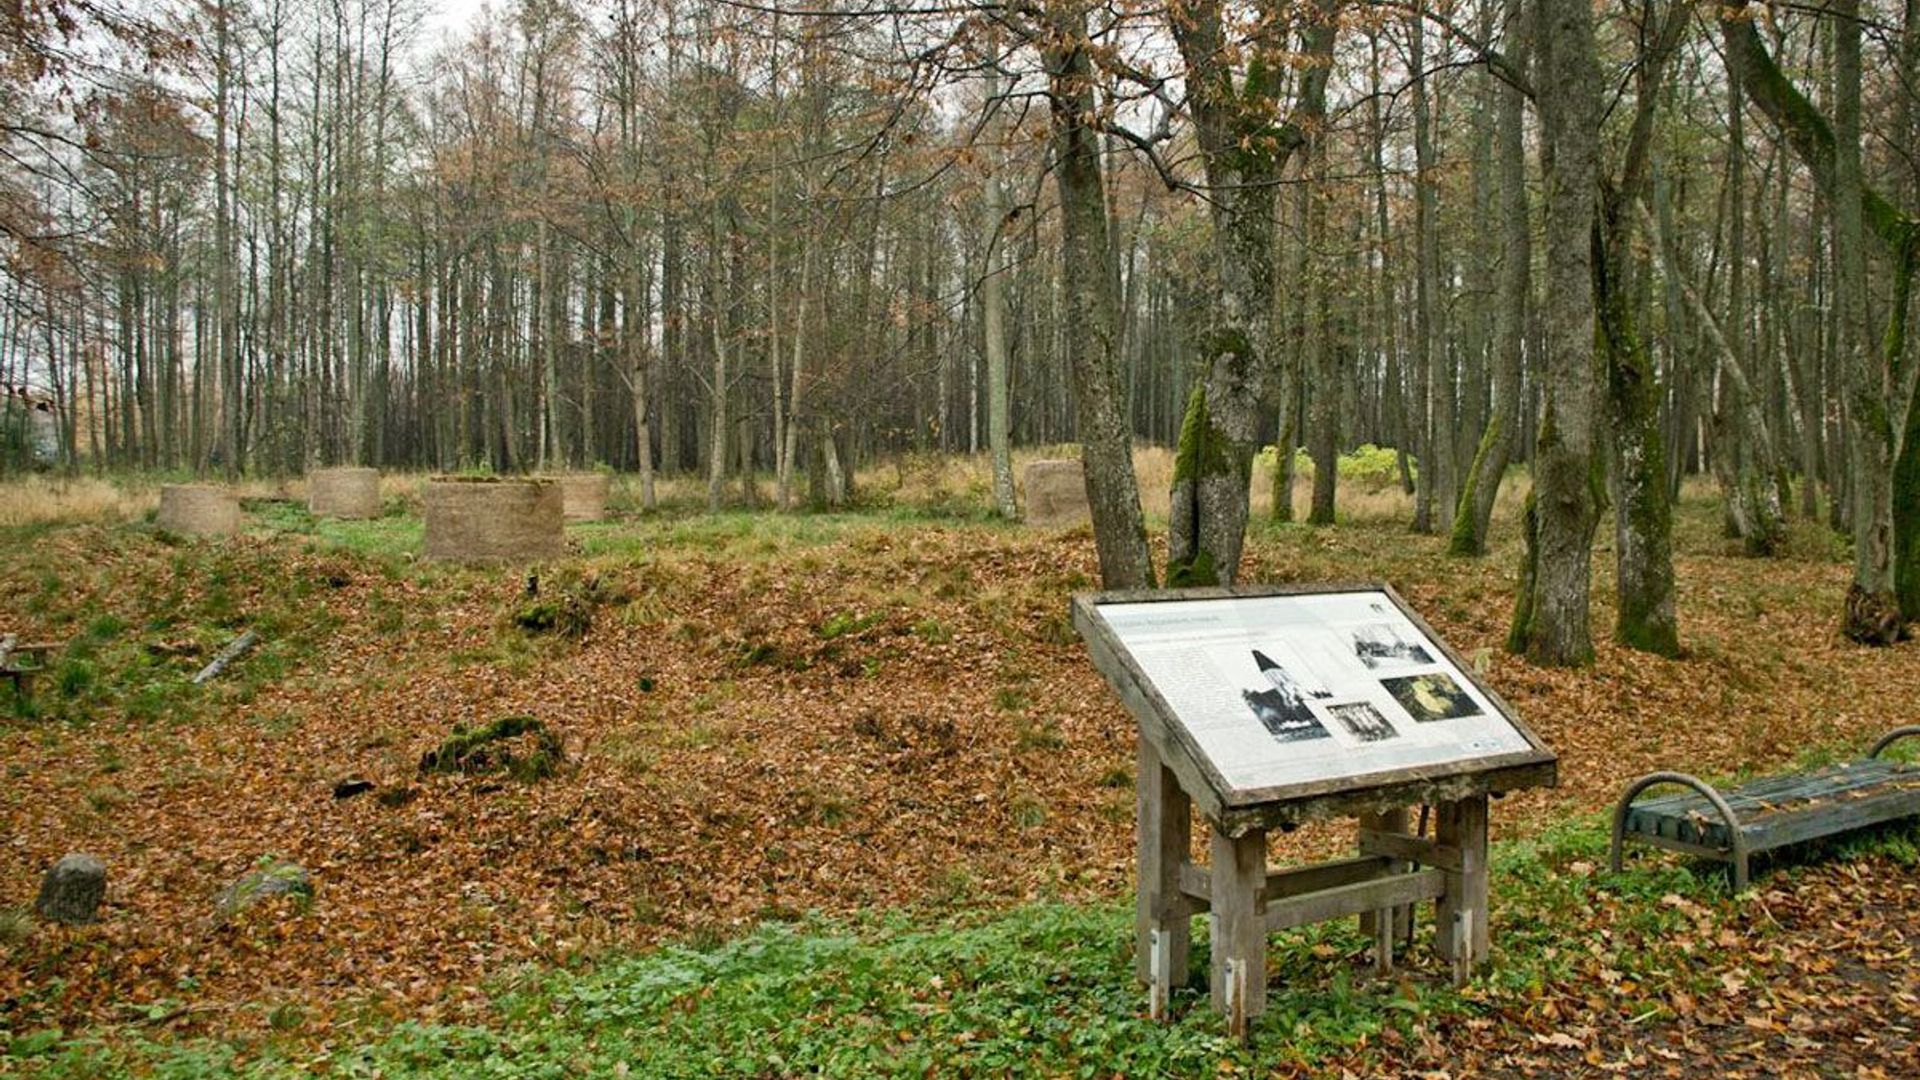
1044, 2, 1153, 589
1593, 2, 1688, 658
1450, 0, 1529, 556
1306, 131, 1339, 526
1510, 0, 1604, 666
1164, 0, 1335, 583
1719, 5, 1918, 640
983, 168, 1016, 521
1409, 10, 1444, 533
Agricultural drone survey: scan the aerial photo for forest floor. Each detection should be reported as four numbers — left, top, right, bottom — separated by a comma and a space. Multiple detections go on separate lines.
1, 461, 1917, 1077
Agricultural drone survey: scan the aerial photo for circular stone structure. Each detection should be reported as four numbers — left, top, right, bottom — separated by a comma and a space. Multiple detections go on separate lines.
157, 484, 242, 537
308, 467, 381, 519
423, 477, 565, 563
554, 474, 611, 522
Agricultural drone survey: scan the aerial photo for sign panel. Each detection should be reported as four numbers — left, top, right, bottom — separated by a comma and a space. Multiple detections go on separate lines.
1090, 588, 1534, 797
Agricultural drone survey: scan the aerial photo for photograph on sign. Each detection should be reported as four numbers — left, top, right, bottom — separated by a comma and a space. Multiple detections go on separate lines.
1349, 622, 1435, 670
1094, 590, 1532, 795
1381, 672, 1481, 722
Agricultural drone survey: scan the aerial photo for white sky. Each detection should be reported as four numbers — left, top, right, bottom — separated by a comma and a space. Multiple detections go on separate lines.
423, 0, 493, 38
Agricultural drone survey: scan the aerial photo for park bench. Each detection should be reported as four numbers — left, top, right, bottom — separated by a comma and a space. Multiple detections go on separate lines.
1610, 726, 1920, 890
0, 633, 56, 698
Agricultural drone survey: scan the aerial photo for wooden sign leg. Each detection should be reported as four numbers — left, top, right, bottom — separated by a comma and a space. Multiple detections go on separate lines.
1435, 795, 1490, 985
1356, 808, 1411, 973
1209, 826, 1267, 1040
1135, 738, 1191, 1019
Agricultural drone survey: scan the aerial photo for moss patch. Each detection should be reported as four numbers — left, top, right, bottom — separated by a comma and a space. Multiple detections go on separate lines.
418, 716, 564, 782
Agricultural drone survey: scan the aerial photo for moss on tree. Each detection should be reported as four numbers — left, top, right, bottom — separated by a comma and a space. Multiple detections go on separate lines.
1448, 417, 1501, 557
1166, 385, 1237, 588
1505, 490, 1539, 656
1170, 384, 1235, 487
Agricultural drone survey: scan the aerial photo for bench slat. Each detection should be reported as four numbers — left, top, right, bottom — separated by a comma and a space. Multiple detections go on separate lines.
1632, 761, 1913, 819
1624, 761, 1920, 852
1740, 786, 1920, 851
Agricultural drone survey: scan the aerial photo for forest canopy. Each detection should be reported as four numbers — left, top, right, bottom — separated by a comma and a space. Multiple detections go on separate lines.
1, 0, 1917, 653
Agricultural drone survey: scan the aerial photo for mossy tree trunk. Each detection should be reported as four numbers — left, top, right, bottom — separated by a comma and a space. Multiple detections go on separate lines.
1589, 1, 1686, 659
1306, 129, 1339, 527
1043, 3, 1154, 590
1598, 252, 1680, 656
1894, 255, 1920, 616
1168, 386, 1242, 586
1163, 0, 1336, 585
1450, 0, 1529, 558
1720, 5, 1920, 641
1509, 0, 1604, 667
1833, 0, 1897, 640
1269, 383, 1298, 523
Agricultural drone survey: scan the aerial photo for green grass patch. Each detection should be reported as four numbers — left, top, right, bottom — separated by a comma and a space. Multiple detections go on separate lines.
18, 813, 1919, 1078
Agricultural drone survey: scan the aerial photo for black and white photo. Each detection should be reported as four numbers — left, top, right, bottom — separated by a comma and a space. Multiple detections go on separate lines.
1243, 649, 1332, 742
1096, 590, 1533, 793
1327, 701, 1399, 743
1350, 622, 1435, 670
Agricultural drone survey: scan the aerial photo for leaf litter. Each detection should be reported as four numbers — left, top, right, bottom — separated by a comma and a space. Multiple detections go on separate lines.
0, 508, 1917, 1075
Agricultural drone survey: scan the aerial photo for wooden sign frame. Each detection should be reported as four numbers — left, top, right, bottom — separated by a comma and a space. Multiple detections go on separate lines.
1072, 583, 1558, 1038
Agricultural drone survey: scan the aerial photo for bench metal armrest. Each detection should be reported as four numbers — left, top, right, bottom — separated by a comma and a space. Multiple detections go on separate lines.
1868, 726, 1920, 760
1610, 771, 1750, 890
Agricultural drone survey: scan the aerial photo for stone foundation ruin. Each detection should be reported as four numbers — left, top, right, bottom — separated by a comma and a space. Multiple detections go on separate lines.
1022, 459, 1090, 528
157, 484, 241, 537
555, 474, 610, 522
423, 477, 565, 563
307, 467, 381, 519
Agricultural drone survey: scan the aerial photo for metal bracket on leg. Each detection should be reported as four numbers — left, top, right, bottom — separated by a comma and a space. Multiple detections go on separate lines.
1148, 928, 1170, 1020
1449, 908, 1472, 987
1223, 958, 1247, 1041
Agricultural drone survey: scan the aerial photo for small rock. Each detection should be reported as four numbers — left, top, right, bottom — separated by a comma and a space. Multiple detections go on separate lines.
35, 853, 106, 925
332, 777, 375, 800
216, 859, 312, 916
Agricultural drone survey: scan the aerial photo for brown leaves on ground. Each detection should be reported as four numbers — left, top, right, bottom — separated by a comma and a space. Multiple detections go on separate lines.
1353, 852, 1920, 1078
2, 508, 1918, 1057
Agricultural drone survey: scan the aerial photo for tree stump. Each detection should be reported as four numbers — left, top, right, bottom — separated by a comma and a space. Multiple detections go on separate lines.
35, 853, 106, 925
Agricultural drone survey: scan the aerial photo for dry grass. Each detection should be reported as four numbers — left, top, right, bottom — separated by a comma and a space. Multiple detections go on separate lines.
856, 443, 1533, 528
0, 473, 307, 528
0, 475, 157, 526
2, 446, 1540, 532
